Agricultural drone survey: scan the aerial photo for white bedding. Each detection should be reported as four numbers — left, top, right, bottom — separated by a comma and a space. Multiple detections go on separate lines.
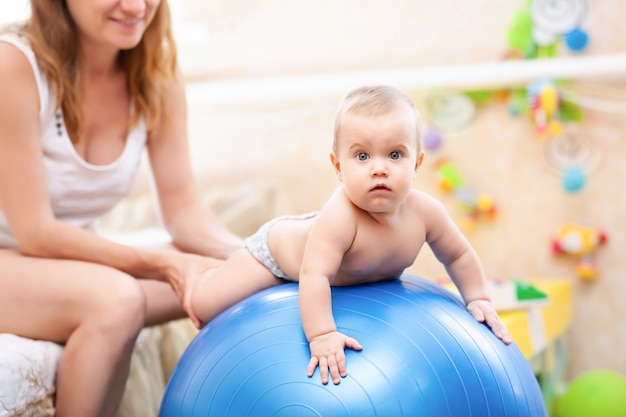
0, 334, 62, 417
0, 320, 199, 417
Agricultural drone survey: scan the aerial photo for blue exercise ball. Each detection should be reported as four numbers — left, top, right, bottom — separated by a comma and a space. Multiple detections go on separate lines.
160, 275, 547, 417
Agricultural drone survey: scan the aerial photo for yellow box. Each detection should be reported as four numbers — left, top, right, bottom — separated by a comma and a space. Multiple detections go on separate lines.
501, 279, 572, 359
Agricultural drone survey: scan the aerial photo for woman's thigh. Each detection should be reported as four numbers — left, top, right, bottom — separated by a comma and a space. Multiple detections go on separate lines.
0, 249, 142, 343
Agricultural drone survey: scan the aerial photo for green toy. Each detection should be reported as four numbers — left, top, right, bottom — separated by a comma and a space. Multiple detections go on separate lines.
556, 369, 626, 417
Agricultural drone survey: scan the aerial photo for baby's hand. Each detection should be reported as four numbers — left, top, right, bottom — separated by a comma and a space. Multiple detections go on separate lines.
307, 331, 363, 385
466, 299, 513, 345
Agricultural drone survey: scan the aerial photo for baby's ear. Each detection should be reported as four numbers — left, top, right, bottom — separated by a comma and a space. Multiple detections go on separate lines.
330, 152, 342, 180
415, 152, 425, 171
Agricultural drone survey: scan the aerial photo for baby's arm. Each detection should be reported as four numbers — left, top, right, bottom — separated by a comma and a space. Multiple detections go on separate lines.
299, 194, 363, 384
421, 194, 512, 344
443, 248, 512, 344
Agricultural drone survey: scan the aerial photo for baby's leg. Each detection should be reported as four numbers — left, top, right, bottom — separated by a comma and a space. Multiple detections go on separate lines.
189, 247, 283, 326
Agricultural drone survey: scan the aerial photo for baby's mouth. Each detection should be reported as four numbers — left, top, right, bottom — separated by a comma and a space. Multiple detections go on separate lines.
371, 184, 390, 191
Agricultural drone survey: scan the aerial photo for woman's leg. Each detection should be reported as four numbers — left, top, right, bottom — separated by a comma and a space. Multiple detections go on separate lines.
139, 278, 187, 327
0, 250, 148, 417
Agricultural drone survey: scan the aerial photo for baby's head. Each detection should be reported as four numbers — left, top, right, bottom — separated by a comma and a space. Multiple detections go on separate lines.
330, 85, 425, 213
333, 85, 423, 156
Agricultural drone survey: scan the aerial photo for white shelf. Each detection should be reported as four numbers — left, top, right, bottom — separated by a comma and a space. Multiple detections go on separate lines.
187, 54, 626, 105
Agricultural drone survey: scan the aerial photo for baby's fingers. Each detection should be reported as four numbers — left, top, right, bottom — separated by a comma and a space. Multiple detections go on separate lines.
345, 336, 363, 352
307, 356, 319, 378
466, 303, 486, 323
318, 356, 330, 384
485, 314, 513, 344
327, 355, 342, 385
307, 355, 340, 385
467, 301, 513, 345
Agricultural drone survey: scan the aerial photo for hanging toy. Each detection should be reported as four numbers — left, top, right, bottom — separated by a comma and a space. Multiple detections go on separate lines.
530, 0, 589, 54
424, 92, 476, 132
434, 158, 497, 231
565, 27, 589, 52
422, 127, 444, 152
551, 224, 608, 280
527, 79, 564, 139
505, 8, 535, 58
561, 166, 586, 193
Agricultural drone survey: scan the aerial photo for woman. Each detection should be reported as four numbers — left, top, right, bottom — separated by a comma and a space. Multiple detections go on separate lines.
0, 1, 242, 416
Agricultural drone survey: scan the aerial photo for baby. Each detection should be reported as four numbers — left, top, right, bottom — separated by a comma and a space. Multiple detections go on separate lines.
183, 85, 512, 385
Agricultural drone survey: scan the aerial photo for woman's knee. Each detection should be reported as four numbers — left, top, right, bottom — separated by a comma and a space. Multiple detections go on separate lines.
88, 273, 147, 337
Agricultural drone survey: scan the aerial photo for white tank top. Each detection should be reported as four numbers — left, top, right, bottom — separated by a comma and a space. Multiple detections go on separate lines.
0, 34, 148, 249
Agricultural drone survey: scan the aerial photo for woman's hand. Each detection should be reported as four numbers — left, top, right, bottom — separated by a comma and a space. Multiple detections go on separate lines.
307, 330, 363, 385
157, 250, 224, 328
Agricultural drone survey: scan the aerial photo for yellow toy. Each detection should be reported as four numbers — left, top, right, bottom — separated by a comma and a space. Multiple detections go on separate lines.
551, 224, 608, 280
527, 80, 564, 139
435, 158, 497, 231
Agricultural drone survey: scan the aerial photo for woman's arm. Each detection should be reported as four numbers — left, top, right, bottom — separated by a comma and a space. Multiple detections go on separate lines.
0, 44, 218, 283
145, 74, 243, 260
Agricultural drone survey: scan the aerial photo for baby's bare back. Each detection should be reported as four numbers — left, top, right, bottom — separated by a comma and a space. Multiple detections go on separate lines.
270, 191, 431, 284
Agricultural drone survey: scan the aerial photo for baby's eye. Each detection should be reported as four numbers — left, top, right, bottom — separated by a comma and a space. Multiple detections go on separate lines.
389, 151, 401, 160
356, 152, 369, 161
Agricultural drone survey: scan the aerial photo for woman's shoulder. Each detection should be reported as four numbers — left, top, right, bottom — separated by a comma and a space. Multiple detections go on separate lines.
0, 30, 29, 52
0, 34, 46, 122
0, 36, 36, 84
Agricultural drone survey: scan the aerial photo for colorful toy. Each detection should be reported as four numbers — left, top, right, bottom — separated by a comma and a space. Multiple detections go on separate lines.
565, 27, 589, 52
440, 277, 550, 312
160, 276, 547, 417
555, 369, 626, 417
504, 0, 589, 134
507, 78, 584, 135
530, 0, 587, 49
422, 127, 443, 151
506, 0, 589, 58
487, 279, 550, 312
561, 166, 586, 193
424, 92, 476, 132
551, 224, 608, 280
434, 158, 496, 231
527, 79, 564, 139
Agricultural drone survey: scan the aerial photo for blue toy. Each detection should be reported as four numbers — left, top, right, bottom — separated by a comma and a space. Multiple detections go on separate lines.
561, 166, 586, 193
160, 275, 547, 417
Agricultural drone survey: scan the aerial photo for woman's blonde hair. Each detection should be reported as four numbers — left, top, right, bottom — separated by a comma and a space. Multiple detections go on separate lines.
333, 85, 422, 155
17, 0, 178, 143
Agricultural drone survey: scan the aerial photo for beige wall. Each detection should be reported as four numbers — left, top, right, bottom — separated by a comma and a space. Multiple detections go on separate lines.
176, 0, 626, 79
177, 0, 626, 380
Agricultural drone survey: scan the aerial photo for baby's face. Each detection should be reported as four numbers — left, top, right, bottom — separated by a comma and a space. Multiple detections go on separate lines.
332, 106, 422, 213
